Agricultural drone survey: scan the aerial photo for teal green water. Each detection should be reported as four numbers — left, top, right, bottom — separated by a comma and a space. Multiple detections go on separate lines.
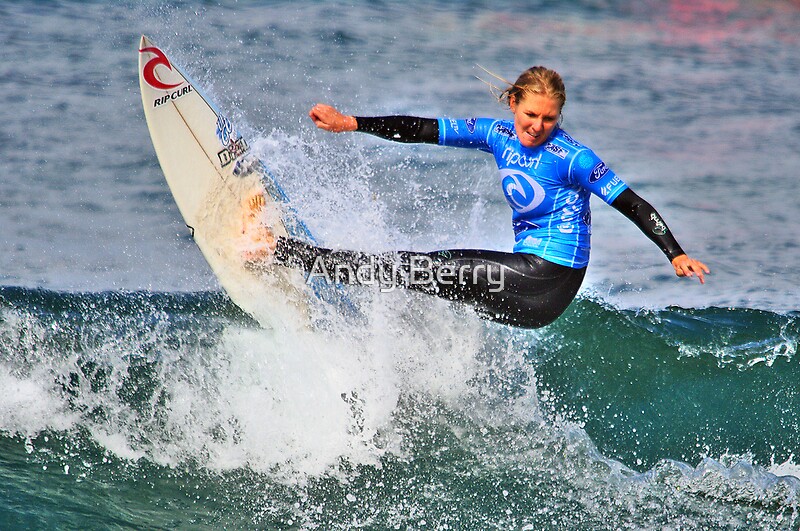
536, 303, 800, 470
2, 288, 798, 529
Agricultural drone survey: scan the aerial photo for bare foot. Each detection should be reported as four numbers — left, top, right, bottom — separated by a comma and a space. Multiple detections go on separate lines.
241, 192, 276, 263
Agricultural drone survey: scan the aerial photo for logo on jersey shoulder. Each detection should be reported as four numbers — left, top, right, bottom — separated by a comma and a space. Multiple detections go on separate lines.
139, 46, 184, 90
544, 142, 568, 159
588, 162, 610, 183
500, 169, 546, 214
494, 123, 515, 138
559, 131, 583, 148
466, 118, 477, 133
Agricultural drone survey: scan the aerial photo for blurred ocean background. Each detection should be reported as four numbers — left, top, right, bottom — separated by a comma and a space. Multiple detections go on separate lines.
1, 1, 800, 528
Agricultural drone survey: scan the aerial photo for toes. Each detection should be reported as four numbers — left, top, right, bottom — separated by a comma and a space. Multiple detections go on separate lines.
248, 193, 265, 211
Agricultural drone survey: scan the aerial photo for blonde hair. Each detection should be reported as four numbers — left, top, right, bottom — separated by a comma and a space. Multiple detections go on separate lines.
479, 65, 566, 111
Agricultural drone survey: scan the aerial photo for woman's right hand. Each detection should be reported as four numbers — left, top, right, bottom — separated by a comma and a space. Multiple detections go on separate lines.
308, 103, 358, 133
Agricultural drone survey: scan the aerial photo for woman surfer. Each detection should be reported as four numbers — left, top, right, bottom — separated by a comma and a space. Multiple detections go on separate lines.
248, 66, 709, 328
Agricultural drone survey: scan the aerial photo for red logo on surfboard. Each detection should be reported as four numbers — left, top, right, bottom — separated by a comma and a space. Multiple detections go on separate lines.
139, 46, 183, 90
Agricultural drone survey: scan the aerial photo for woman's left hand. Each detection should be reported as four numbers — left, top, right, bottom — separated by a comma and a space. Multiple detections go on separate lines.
671, 254, 710, 284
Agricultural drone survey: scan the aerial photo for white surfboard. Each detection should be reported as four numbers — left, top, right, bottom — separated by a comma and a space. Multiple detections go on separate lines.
138, 35, 316, 324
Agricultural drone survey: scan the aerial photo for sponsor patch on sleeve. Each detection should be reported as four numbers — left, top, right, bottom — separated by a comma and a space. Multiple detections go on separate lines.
588, 161, 610, 183
577, 152, 595, 169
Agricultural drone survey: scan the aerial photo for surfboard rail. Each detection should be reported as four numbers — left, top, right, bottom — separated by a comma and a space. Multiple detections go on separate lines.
138, 35, 359, 325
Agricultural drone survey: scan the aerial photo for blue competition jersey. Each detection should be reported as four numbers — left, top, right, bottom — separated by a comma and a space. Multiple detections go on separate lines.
438, 118, 628, 268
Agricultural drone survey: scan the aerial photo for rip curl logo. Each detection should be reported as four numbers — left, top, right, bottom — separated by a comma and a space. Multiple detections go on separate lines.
139, 46, 183, 90
649, 213, 668, 235
152, 85, 192, 108
466, 118, 477, 134
501, 169, 546, 214
502, 147, 542, 170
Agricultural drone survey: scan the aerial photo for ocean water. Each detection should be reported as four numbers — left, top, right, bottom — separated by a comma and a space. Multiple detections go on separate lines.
2, 0, 800, 529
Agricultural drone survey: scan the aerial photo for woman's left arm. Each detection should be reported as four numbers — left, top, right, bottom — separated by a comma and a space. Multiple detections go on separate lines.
610, 188, 710, 284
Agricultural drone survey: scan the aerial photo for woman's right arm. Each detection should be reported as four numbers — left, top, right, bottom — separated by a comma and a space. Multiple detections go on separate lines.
309, 103, 439, 144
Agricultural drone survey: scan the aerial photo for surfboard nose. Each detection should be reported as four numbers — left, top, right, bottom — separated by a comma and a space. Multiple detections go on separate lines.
140, 34, 151, 50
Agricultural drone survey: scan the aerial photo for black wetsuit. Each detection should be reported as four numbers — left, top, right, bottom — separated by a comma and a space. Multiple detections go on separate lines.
274, 116, 685, 329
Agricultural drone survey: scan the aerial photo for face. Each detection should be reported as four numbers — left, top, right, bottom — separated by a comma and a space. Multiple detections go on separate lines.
510, 93, 561, 149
